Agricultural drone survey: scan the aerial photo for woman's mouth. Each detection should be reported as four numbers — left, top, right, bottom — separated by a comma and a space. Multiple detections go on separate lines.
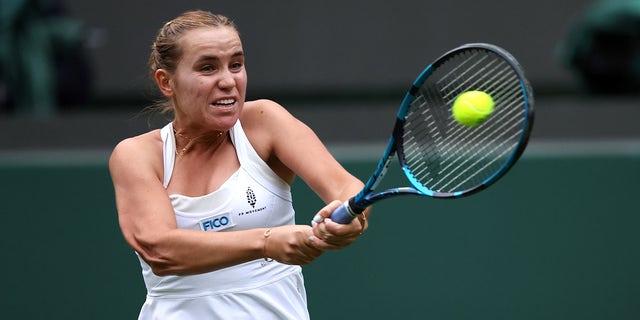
212, 98, 236, 106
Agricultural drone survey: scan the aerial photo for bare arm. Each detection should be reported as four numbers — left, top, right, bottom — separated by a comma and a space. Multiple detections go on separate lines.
242, 100, 364, 203
109, 133, 321, 276
242, 100, 370, 248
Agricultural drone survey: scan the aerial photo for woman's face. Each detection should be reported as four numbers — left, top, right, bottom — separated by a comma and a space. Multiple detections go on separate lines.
167, 26, 247, 131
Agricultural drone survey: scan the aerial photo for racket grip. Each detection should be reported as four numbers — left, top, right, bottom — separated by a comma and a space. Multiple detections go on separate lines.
329, 199, 364, 224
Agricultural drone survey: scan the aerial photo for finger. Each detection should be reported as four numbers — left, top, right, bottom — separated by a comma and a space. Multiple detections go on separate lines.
322, 217, 356, 236
308, 235, 341, 251
316, 227, 356, 247
312, 200, 343, 224
311, 218, 329, 239
295, 243, 325, 265
313, 220, 345, 244
318, 222, 329, 237
315, 218, 358, 245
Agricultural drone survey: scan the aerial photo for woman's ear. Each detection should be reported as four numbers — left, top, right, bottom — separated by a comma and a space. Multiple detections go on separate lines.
155, 69, 174, 98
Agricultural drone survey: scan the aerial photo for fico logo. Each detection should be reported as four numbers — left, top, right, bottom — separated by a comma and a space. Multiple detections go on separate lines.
199, 212, 234, 232
202, 217, 229, 230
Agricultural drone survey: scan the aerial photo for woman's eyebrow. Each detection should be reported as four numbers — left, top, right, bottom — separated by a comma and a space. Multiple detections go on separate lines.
196, 51, 244, 63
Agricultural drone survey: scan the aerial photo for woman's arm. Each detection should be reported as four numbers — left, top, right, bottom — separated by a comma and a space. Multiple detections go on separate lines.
241, 100, 370, 248
109, 132, 322, 276
241, 100, 364, 202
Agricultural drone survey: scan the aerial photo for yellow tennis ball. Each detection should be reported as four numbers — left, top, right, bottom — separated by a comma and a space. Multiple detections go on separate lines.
452, 90, 495, 126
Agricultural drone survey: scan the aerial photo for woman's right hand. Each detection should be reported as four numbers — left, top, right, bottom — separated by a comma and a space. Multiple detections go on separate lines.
263, 225, 325, 265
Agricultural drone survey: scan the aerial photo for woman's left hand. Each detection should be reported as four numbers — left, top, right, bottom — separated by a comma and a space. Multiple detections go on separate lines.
309, 200, 367, 250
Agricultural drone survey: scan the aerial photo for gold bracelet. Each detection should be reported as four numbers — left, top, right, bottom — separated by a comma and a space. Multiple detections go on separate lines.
263, 228, 272, 261
357, 214, 367, 235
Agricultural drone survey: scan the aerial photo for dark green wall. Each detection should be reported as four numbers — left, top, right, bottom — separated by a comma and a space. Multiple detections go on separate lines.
1, 154, 638, 319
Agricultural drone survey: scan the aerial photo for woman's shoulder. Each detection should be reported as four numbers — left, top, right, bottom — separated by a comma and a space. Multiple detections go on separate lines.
241, 98, 286, 117
113, 129, 163, 153
109, 129, 164, 173
238, 99, 298, 163
240, 99, 296, 129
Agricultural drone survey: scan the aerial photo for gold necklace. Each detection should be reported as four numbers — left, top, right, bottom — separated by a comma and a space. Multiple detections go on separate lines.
173, 128, 224, 158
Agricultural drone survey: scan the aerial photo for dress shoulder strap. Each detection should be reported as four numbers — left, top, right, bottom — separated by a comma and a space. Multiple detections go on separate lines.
160, 122, 176, 188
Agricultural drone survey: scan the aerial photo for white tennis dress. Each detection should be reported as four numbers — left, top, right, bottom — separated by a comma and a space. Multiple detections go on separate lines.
136, 121, 310, 320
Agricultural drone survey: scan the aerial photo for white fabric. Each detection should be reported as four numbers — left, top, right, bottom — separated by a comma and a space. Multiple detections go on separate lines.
136, 121, 310, 320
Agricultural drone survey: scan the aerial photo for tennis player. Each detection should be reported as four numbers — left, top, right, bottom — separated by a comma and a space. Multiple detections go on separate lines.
109, 10, 369, 319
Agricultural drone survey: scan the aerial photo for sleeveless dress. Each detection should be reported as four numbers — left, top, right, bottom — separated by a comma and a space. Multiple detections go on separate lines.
136, 121, 310, 320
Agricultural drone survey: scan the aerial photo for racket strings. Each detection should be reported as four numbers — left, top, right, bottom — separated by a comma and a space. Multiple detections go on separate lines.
402, 48, 527, 194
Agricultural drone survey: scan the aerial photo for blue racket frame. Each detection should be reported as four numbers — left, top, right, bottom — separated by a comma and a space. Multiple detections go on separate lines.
330, 43, 534, 224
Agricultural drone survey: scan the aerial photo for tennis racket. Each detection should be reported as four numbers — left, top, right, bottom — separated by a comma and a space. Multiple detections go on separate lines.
330, 43, 535, 224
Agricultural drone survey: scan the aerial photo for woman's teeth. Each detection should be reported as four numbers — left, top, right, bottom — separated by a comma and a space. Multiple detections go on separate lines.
213, 99, 235, 106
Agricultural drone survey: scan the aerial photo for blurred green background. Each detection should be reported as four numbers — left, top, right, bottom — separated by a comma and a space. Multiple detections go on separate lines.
1, 151, 638, 319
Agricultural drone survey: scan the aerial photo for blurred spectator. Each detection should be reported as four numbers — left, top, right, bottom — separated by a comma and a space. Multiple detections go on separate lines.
562, 0, 640, 94
0, 0, 92, 117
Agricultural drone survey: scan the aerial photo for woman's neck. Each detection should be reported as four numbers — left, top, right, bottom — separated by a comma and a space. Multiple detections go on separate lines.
173, 125, 226, 158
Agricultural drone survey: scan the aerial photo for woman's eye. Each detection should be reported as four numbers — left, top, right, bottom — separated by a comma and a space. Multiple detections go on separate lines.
201, 65, 215, 72
231, 62, 243, 70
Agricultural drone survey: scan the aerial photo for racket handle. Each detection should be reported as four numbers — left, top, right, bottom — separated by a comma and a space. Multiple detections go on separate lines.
329, 199, 365, 224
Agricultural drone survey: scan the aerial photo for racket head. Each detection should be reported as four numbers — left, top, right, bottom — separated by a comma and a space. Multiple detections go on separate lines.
395, 43, 534, 198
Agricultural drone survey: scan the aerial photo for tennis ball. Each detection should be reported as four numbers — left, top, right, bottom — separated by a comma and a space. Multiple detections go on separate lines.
452, 90, 495, 126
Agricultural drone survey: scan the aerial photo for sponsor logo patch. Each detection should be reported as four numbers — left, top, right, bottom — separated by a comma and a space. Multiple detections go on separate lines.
199, 212, 235, 232
246, 187, 257, 208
